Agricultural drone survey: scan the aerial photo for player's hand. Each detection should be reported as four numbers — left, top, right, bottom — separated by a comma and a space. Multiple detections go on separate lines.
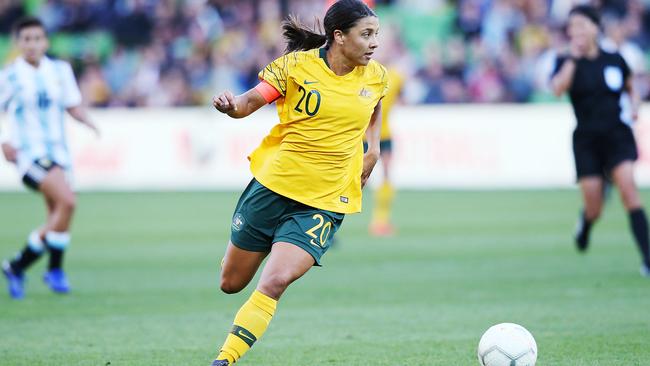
213, 91, 238, 114
361, 150, 380, 188
1, 142, 17, 163
86, 121, 101, 138
568, 37, 585, 59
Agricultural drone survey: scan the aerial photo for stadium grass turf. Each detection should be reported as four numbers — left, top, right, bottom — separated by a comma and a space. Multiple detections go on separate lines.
1, 190, 649, 366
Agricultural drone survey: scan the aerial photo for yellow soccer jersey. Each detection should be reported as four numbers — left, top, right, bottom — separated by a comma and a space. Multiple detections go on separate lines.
379, 68, 404, 140
251, 48, 389, 214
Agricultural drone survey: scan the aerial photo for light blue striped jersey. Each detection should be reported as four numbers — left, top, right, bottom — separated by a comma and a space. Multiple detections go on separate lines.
0, 56, 81, 175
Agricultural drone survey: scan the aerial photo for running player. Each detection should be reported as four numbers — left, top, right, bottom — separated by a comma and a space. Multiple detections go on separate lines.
1, 17, 99, 299
209, 0, 387, 364
551, 5, 650, 276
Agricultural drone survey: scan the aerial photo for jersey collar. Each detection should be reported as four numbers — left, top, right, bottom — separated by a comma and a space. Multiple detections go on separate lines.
319, 48, 330, 68
318, 48, 361, 80
17, 56, 50, 71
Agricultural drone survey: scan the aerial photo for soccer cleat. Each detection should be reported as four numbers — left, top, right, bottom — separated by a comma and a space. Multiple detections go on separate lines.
43, 269, 70, 294
211, 360, 229, 366
574, 212, 590, 252
2, 260, 25, 299
369, 221, 396, 237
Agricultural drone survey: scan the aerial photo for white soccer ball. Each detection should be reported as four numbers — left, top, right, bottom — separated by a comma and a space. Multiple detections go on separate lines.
477, 323, 537, 366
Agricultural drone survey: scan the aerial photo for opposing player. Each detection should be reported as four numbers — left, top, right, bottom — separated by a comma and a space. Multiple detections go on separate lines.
551, 6, 650, 276
1, 17, 99, 299
209, 0, 387, 364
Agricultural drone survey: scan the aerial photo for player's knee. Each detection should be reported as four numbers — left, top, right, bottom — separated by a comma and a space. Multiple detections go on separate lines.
618, 182, 641, 210
622, 193, 641, 211
220, 276, 245, 294
258, 272, 292, 298
58, 194, 76, 213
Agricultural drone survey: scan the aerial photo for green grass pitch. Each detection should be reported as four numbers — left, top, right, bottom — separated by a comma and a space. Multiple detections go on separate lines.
1, 190, 649, 365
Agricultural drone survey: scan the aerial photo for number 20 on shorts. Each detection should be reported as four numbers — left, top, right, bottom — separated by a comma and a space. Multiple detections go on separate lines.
305, 214, 332, 248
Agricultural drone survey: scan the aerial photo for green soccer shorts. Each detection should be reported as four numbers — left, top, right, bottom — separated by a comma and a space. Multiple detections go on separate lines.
230, 179, 345, 265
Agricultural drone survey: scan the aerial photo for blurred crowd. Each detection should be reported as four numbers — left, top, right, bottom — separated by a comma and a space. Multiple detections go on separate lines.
0, 0, 649, 107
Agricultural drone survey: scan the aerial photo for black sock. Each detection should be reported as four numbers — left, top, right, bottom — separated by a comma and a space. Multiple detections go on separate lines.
10, 245, 43, 274
582, 211, 594, 233
46, 245, 64, 270
576, 211, 594, 250
629, 208, 650, 267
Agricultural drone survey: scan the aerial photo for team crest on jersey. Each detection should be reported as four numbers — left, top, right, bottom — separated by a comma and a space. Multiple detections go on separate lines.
232, 213, 245, 231
38, 158, 53, 168
604, 66, 623, 91
359, 88, 372, 98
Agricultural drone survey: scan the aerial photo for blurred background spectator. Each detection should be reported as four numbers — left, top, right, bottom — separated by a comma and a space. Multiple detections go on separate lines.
1, 0, 649, 107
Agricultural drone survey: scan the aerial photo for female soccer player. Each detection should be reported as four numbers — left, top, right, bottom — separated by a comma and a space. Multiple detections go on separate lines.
1, 17, 99, 299
209, 0, 387, 364
551, 5, 650, 276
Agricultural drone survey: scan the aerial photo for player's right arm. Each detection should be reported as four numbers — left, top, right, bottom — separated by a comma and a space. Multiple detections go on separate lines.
550, 58, 577, 97
1, 143, 16, 163
214, 53, 291, 118
551, 39, 583, 97
212, 87, 269, 119
0, 69, 16, 163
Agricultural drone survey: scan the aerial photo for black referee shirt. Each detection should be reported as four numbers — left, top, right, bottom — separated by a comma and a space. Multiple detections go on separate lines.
553, 49, 632, 132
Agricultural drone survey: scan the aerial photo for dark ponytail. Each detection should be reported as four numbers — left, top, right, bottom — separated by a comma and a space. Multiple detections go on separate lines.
282, 0, 376, 54
282, 15, 327, 54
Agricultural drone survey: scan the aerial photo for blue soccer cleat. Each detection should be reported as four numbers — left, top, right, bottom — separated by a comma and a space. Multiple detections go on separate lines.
211, 360, 229, 366
43, 269, 70, 294
2, 260, 25, 299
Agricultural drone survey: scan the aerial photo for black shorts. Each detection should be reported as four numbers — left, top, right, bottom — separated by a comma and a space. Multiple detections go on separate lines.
22, 158, 60, 191
573, 126, 637, 179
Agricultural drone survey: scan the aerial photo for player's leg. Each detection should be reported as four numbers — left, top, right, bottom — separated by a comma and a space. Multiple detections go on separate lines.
220, 179, 280, 294
575, 176, 604, 251
1, 163, 54, 299
611, 161, 650, 274
4, 195, 50, 278
39, 166, 76, 293
213, 204, 343, 365
211, 245, 271, 366
214, 242, 314, 365
370, 141, 395, 236
211, 179, 284, 365
220, 241, 268, 294
1, 224, 46, 299
2, 226, 47, 298
256, 241, 315, 299
572, 130, 604, 251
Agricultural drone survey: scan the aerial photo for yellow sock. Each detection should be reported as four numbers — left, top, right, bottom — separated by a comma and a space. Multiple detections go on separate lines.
371, 182, 395, 224
216, 290, 277, 363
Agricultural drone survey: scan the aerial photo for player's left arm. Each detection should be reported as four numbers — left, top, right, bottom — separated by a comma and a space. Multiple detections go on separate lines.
67, 105, 100, 137
620, 55, 639, 121
361, 100, 382, 188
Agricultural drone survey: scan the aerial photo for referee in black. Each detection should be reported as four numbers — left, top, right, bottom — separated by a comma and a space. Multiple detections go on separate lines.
551, 5, 650, 277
